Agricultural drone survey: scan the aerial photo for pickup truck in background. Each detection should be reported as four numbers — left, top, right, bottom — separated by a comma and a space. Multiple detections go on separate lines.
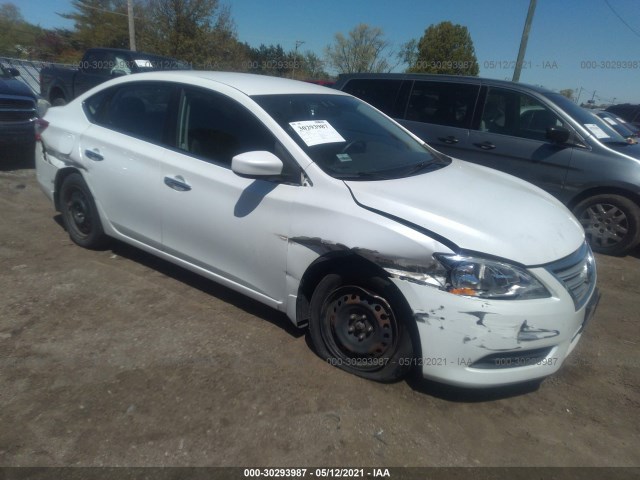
40, 48, 190, 106
0, 64, 38, 159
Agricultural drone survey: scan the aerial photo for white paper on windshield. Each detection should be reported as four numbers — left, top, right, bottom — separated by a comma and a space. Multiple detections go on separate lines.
289, 120, 346, 146
602, 117, 618, 126
134, 59, 153, 68
584, 123, 610, 139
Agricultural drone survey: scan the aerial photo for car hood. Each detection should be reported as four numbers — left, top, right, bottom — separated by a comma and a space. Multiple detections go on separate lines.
0, 77, 35, 98
601, 140, 640, 159
344, 159, 585, 266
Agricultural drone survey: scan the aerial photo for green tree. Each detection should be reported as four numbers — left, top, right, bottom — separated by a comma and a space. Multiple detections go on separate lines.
324, 23, 393, 74
298, 51, 330, 80
559, 88, 574, 100
61, 0, 130, 49
34, 29, 82, 62
407, 21, 479, 75
138, 0, 245, 68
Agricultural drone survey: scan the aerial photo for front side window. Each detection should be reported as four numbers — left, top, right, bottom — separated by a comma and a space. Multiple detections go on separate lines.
253, 93, 450, 180
479, 88, 565, 141
84, 82, 173, 143
175, 87, 281, 168
548, 93, 628, 145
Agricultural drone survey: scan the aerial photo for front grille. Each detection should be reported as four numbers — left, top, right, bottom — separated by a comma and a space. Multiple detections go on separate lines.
471, 347, 553, 369
0, 95, 36, 123
0, 98, 34, 109
545, 242, 596, 310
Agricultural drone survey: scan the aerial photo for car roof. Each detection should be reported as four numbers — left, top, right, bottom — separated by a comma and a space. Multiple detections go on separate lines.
112, 70, 348, 96
335, 72, 557, 95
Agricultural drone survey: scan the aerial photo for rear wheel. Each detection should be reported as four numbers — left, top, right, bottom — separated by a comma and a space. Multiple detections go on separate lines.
59, 173, 109, 249
574, 194, 640, 255
309, 273, 415, 382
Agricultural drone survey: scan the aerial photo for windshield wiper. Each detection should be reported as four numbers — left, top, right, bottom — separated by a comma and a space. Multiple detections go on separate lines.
333, 171, 393, 180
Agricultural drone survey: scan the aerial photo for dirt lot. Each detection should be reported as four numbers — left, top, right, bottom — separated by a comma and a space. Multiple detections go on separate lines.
1, 152, 639, 468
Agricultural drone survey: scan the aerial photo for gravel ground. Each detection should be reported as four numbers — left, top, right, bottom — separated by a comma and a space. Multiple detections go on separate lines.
0, 152, 639, 469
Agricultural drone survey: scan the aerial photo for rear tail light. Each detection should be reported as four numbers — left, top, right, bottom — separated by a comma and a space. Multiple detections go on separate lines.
35, 118, 49, 141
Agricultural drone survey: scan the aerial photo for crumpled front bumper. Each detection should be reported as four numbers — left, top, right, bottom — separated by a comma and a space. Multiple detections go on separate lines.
390, 266, 599, 388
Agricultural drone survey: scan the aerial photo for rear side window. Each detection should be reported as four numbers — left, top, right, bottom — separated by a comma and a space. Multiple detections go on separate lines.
81, 50, 116, 76
84, 82, 173, 143
340, 79, 409, 118
405, 81, 479, 129
478, 87, 564, 141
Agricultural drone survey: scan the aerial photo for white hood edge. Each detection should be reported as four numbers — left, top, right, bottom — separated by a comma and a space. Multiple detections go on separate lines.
345, 159, 585, 266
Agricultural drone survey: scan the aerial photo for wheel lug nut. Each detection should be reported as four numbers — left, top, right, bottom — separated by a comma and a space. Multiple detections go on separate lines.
348, 326, 354, 333
367, 326, 373, 332
358, 333, 365, 340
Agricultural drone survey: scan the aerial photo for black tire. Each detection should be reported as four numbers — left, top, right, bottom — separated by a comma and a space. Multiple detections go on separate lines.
309, 273, 415, 382
59, 173, 109, 249
573, 194, 640, 255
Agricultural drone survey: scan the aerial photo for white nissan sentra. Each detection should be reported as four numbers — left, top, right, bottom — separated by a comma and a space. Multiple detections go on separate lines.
35, 71, 599, 387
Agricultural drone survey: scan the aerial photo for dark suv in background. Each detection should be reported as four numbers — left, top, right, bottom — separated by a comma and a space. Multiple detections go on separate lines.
334, 73, 640, 256
0, 64, 37, 160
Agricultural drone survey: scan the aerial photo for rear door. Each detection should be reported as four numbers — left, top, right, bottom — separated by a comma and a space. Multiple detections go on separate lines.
79, 82, 174, 247
398, 80, 480, 158
465, 86, 573, 198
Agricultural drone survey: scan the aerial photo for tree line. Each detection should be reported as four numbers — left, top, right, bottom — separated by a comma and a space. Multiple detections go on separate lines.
0, 0, 481, 78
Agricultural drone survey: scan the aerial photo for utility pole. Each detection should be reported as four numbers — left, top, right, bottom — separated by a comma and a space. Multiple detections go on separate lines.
512, 0, 537, 82
127, 0, 136, 51
291, 40, 305, 79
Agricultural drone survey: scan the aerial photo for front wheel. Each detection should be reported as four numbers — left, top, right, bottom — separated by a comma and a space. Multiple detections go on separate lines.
573, 194, 640, 255
309, 274, 415, 382
59, 173, 109, 249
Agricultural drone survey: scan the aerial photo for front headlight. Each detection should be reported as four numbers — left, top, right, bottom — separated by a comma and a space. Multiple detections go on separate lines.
434, 254, 550, 300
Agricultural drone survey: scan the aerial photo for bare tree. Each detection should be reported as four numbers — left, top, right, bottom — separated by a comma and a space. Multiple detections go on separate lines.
324, 23, 393, 74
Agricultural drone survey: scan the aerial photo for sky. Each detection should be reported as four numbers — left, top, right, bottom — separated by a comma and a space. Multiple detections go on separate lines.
17, 0, 640, 104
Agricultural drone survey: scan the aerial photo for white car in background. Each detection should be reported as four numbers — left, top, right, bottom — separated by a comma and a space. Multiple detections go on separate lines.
35, 71, 599, 388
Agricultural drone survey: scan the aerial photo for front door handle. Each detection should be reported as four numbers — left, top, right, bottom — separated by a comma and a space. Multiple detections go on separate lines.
438, 135, 459, 144
164, 175, 191, 192
85, 149, 104, 161
473, 141, 496, 150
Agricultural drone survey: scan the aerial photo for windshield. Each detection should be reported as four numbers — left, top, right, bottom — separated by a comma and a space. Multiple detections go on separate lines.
252, 94, 449, 180
546, 93, 628, 144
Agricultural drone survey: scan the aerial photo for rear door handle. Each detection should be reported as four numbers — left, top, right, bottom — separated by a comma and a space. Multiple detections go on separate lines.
85, 149, 104, 161
164, 175, 191, 192
438, 135, 459, 144
473, 141, 496, 150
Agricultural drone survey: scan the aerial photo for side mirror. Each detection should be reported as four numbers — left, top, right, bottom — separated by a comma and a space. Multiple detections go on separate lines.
8, 67, 20, 77
232, 151, 283, 178
546, 126, 570, 144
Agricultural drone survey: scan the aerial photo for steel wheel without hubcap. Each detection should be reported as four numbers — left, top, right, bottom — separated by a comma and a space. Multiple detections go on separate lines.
321, 285, 398, 371
59, 173, 109, 249
65, 188, 93, 237
309, 273, 414, 382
